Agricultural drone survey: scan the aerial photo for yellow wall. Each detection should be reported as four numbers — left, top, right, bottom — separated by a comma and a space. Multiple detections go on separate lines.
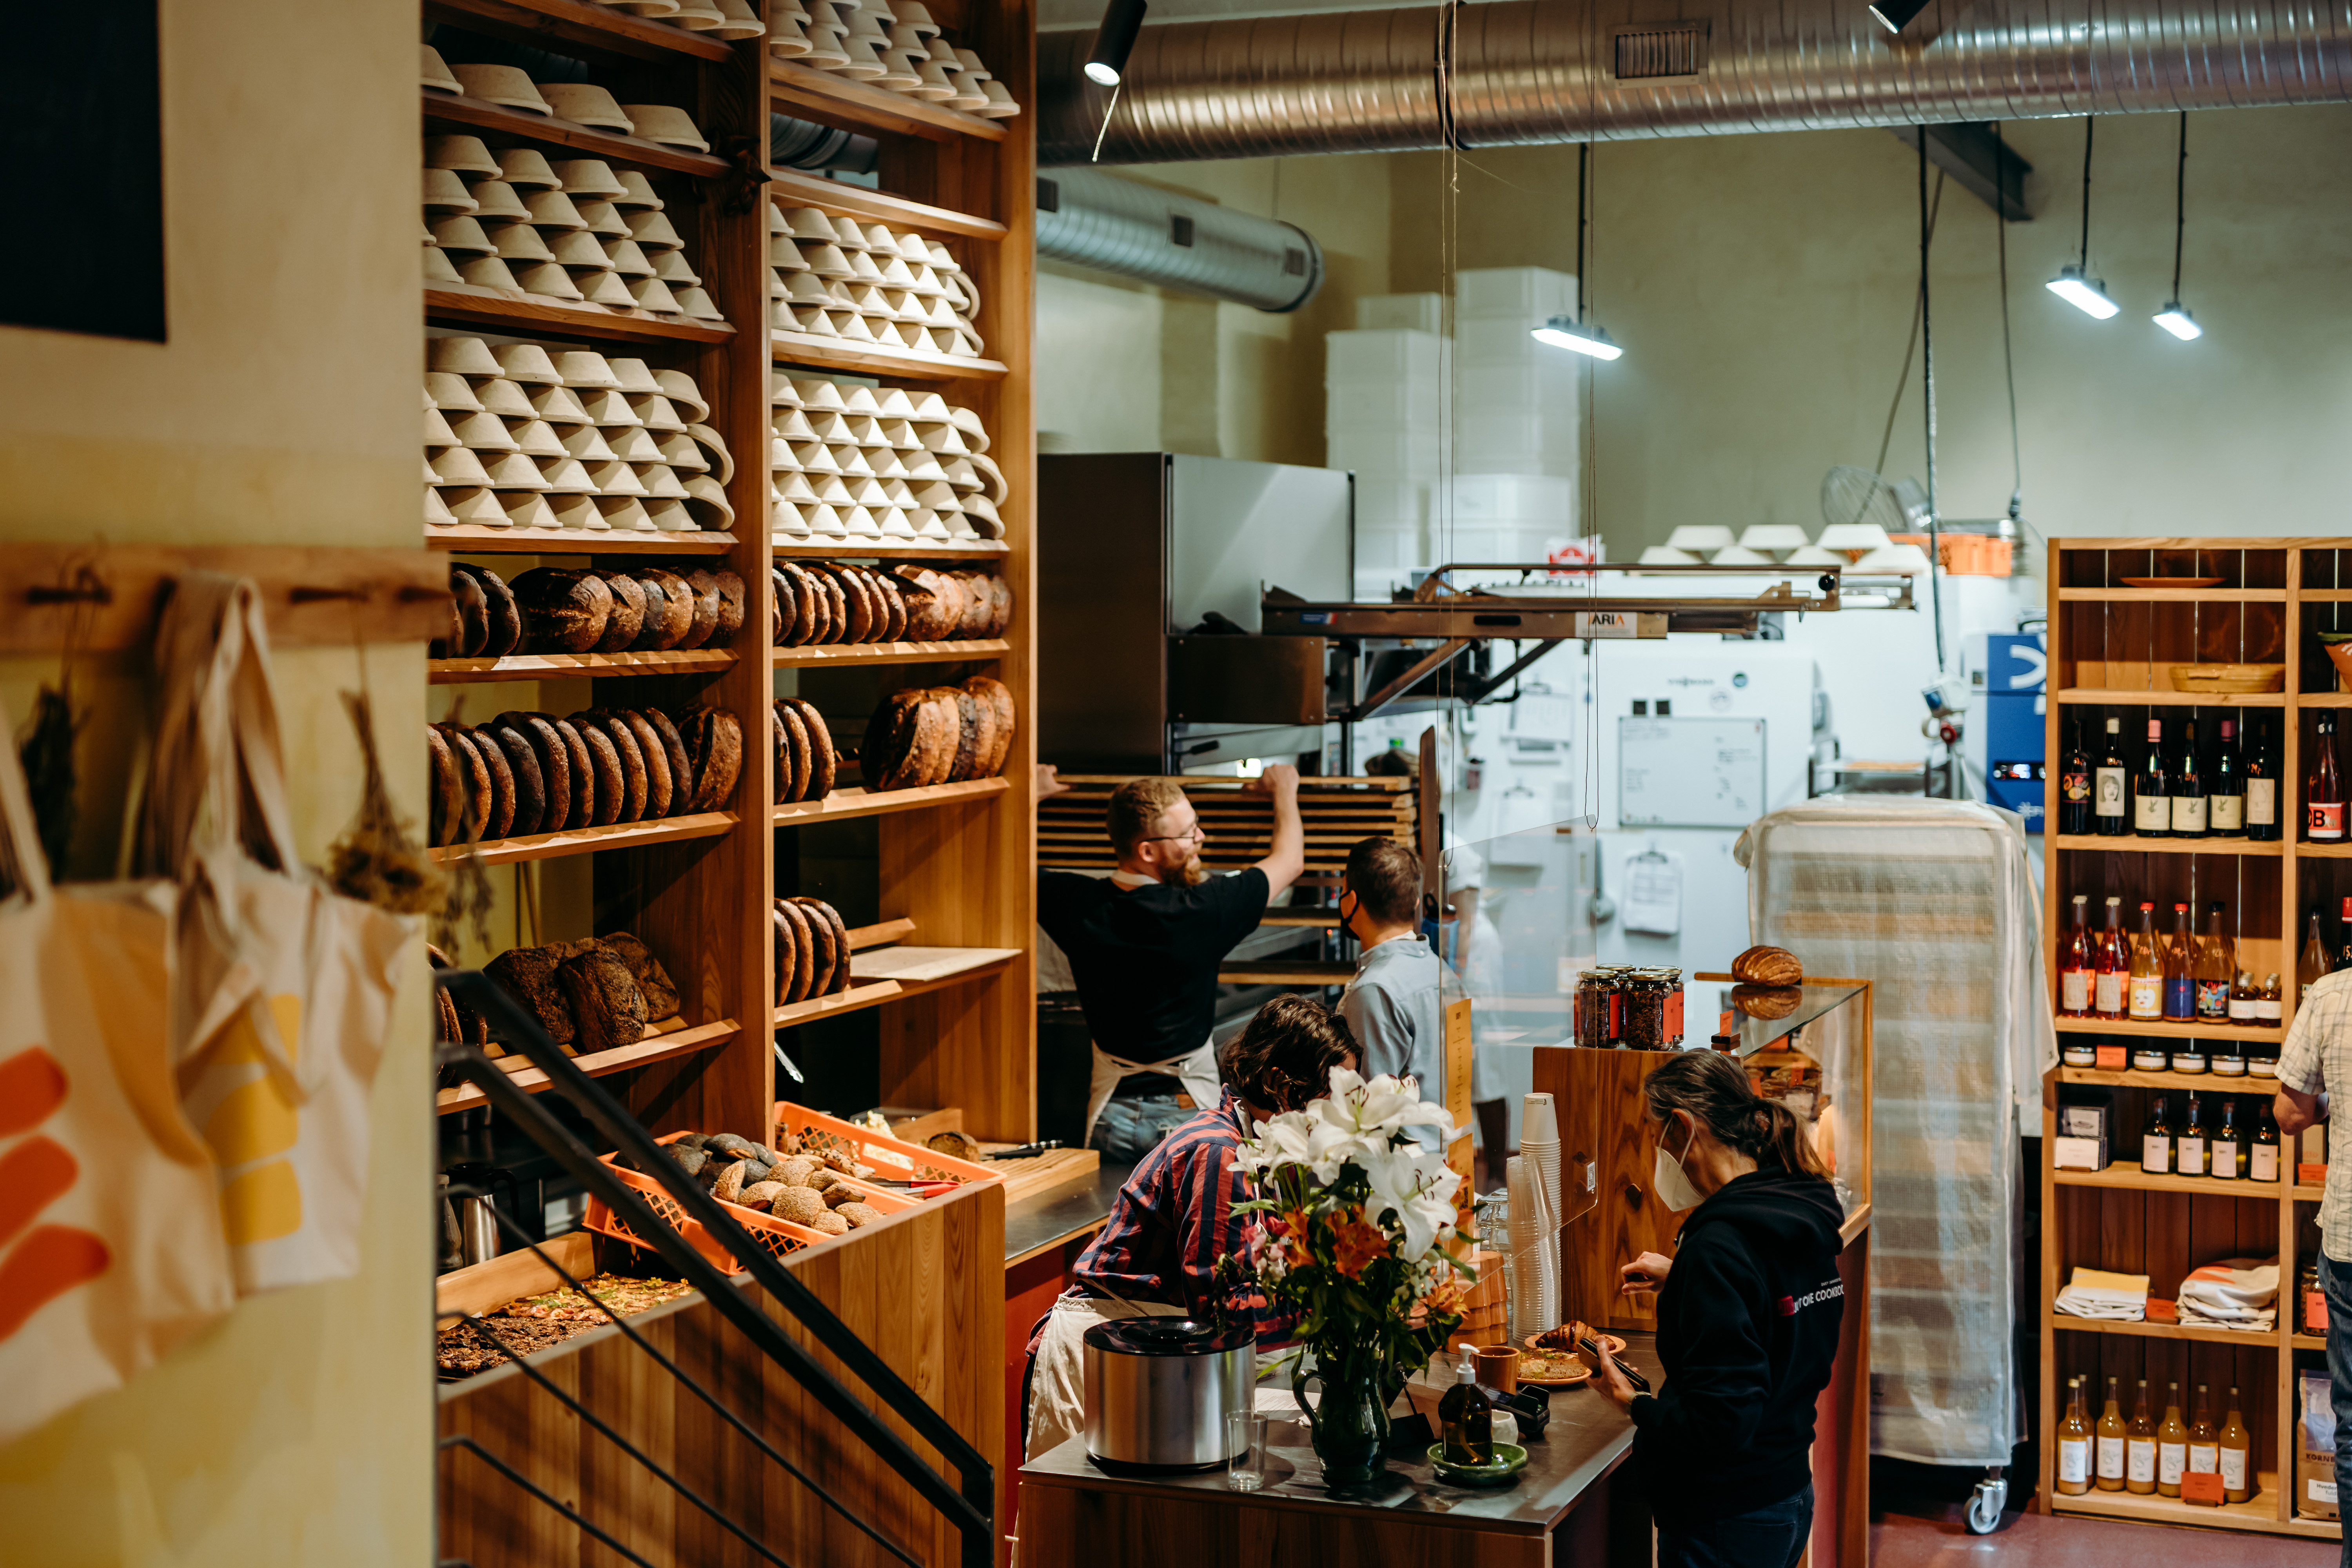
0, 2, 432, 1565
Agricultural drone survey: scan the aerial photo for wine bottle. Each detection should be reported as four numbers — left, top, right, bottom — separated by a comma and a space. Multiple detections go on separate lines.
2336, 895, 2352, 973
2245, 717, 2281, 841
2177, 1094, 2207, 1177
2095, 896, 2129, 1018
2129, 902, 2165, 1020
2096, 716, 2131, 837
2060, 894, 2094, 1016
2196, 902, 2234, 1022
2127, 1379, 2158, 1495
2253, 1100, 2281, 1182
2220, 1387, 2252, 1503
2058, 720, 2093, 835
2057, 1376, 2092, 1495
2212, 1098, 2243, 1180
2188, 1384, 2218, 1488
2097, 1376, 2128, 1492
2163, 901, 2196, 1020
2171, 719, 2209, 837
2260, 971, 2285, 1025
2230, 967, 2258, 1024
2143, 1096, 2174, 1175
2135, 719, 2172, 837
2310, 713, 2345, 841
2210, 717, 2246, 835
2302, 907, 2332, 1003
2158, 1382, 2188, 1497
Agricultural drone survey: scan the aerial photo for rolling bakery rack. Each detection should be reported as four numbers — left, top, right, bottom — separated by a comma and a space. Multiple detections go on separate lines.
2038, 537, 2351, 1540
419, 1, 1036, 1563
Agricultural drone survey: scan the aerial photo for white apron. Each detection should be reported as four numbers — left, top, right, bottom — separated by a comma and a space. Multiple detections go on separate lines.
1023, 1291, 1192, 1464
1083, 1040, 1222, 1148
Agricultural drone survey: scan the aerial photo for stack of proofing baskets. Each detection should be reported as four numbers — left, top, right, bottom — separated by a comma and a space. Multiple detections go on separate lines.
1739, 798, 2056, 1467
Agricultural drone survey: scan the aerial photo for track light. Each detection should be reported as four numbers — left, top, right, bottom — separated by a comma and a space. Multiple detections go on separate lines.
1532, 316, 1622, 360
2152, 302, 2201, 340
1867, 0, 1931, 32
1083, 0, 1148, 86
2046, 265, 2120, 319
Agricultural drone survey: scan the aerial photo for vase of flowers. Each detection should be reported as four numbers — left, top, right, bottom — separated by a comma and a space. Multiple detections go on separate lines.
1236, 1068, 1470, 1487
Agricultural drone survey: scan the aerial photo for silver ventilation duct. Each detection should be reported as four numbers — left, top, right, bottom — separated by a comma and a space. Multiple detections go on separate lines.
1036, 166, 1326, 311
1038, 0, 2352, 165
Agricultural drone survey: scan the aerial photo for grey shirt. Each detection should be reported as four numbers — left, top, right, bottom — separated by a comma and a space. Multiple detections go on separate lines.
1339, 933, 1445, 1091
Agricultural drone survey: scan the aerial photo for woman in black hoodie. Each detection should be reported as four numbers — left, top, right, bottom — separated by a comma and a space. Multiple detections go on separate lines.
1591, 1050, 1847, 1568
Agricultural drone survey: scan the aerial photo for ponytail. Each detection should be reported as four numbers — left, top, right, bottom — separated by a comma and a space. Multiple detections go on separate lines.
1642, 1051, 1826, 1179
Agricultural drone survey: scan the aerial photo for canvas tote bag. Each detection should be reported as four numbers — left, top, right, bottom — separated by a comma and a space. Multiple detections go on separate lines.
135, 573, 410, 1295
0, 697, 234, 1445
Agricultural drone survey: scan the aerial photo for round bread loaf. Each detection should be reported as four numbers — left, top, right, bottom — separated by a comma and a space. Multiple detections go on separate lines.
946, 688, 983, 783
862, 566, 907, 642
541, 715, 596, 828
790, 896, 837, 996
795, 897, 852, 995
675, 568, 722, 650
584, 711, 649, 822
809, 1210, 849, 1236
429, 576, 463, 660
462, 564, 524, 657
964, 675, 1015, 777
919, 570, 969, 642
510, 568, 613, 654
497, 711, 571, 833
775, 898, 816, 1002
986, 574, 1013, 638
597, 931, 679, 1020
573, 716, 626, 826
708, 568, 746, 646
615, 710, 672, 818
450, 570, 489, 657
777, 563, 818, 648
885, 569, 938, 642
594, 570, 649, 653
834, 1202, 881, 1229
426, 725, 463, 846
960, 687, 999, 787
637, 708, 693, 816
437, 723, 495, 841
774, 699, 811, 803
772, 903, 802, 1004
466, 724, 517, 839
769, 568, 788, 646
826, 563, 875, 643
779, 697, 835, 799
949, 570, 992, 639
773, 1186, 826, 1227
557, 943, 648, 1055
677, 706, 743, 811
634, 567, 695, 651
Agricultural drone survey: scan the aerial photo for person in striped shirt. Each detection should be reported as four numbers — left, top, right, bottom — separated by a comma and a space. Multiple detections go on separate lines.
1021, 995, 1359, 1466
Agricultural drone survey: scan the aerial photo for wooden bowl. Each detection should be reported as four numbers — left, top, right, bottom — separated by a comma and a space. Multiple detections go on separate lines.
2167, 663, 2286, 694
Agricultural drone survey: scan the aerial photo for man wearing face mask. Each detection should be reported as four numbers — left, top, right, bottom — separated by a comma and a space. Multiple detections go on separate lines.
1035, 766, 1305, 1163
1590, 1051, 1846, 1568
1336, 836, 1443, 1088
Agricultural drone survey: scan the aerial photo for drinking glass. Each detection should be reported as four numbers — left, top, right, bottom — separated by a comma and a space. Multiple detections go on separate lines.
1225, 1409, 1269, 1491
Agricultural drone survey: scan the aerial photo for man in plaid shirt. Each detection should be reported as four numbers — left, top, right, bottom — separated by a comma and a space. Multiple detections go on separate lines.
1021, 996, 1358, 1467
2278, 967, 2349, 1539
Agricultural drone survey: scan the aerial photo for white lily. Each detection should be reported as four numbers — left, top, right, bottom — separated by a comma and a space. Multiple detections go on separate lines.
1359, 1141, 1463, 1262
1309, 1066, 1452, 1142
1243, 1107, 1381, 1183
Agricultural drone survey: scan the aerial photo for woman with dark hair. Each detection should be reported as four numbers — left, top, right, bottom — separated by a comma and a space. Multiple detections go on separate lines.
1591, 1050, 1846, 1568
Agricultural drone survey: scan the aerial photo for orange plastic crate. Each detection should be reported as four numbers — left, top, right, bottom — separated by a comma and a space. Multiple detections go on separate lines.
584, 1129, 923, 1275
772, 1101, 1006, 1190
1891, 532, 2013, 577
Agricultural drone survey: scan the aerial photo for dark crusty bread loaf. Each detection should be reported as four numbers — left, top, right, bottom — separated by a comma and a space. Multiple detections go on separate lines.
457, 564, 522, 657
947, 688, 983, 783
596, 931, 679, 1020
426, 725, 463, 846
867, 567, 908, 642
677, 706, 743, 812
465, 724, 517, 839
539, 715, 595, 830
824, 563, 875, 644
511, 568, 613, 654
707, 568, 746, 647
486, 722, 546, 838
635, 568, 695, 651
965, 675, 1015, 777
437, 723, 494, 841
791, 896, 837, 996
777, 563, 816, 648
795, 897, 852, 995
558, 945, 647, 1055
497, 712, 571, 834
614, 710, 671, 818
450, 569, 489, 657
573, 717, 625, 826
486, 945, 575, 1047
948, 571, 992, 639
583, 711, 649, 822
774, 699, 811, 803
960, 687, 999, 785
430, 573, 463, 660
778, 697, 833, 800
774, 897, 813, 1003
637, 708, 693, 816
595, 571, 648, 653
675, 568, 722, 650
770, 568, 789, 646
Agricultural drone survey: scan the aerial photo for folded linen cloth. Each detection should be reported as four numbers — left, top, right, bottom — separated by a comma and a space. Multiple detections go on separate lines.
2180, 1304, 2276, 1332
2056, 1267, 2149, 1321
2179, 1258, 2279, 1322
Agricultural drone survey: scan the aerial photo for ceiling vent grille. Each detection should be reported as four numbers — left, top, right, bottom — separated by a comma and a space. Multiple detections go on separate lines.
1612, 24, 1709, 80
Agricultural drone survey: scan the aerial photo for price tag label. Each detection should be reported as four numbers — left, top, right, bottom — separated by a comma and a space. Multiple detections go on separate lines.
2094, 1045, 2128, 1070
2181, 1471, 2226, 1506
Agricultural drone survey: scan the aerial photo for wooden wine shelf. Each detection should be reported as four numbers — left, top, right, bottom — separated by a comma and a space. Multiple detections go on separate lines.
2054, 688, 2289, 708
2054, 1166, 2286, 1197
429, 648, 738, 683
2058, 1065, 2280, 1091
2296, 692, 2352, 706
771, 777, 1010, 826
2045, 1312, 2281, 1347
428, 809, 737, 866
422, 91, 732, 178
2295, 1333, 2328, 1350
2292, 839, 2352, 857
770, 328, 1009, 383
2055, 588, 2287, 603
427, 526, 738, 554
436, 1016, 739, 1114
2054, 1017, 2283, 1042
2049, 832, 2283, 856
2051, 1473, 2308, 1536
768, 60, 1008, 143
423, 0, 733, 61
426, 283, 734, 346
2294, 1184, 2327, 1201
770, 638, 1007, 668
773, 539, 1011, 561
768, 169, 1007, 242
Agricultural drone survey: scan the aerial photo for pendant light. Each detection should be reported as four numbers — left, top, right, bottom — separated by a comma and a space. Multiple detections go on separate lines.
1533, 144, 1625, 360
2152, 114, 2203, 341
2047, 118, 2119, 319
1083, 0, 1147, 85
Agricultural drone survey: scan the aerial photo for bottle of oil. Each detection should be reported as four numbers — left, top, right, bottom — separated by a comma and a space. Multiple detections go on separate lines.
1438, 1349, 1493, 1466
2127, 1378, 2158, 1495
2056, 1376, 2092, 1495
2158, 1380, 2189, 1497
2187, 1383, 2218, 1497
2142, 1098, 2174, 1176
2096, 1375, 2128, 1491
2220, 1386, 2253, 1503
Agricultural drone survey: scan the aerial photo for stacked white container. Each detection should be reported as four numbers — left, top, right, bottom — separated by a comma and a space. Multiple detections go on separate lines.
1325, 295, 1445, 599
1447, 267, 1581, 564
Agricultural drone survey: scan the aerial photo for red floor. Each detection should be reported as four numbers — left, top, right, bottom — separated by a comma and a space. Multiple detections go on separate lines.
1874, 1497, 2339, 1566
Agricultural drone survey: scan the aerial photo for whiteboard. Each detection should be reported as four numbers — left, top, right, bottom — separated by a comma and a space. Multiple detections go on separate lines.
1618, 717, 1768, 829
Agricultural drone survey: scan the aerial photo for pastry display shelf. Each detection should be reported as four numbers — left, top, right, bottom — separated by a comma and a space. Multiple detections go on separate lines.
2049, 832, 2283, 855
772, 539, 1009, 561
2045, 1312, 2283, 1347
423, 0, 733, 63
427, 282, 734, 346
2054, 689, 2288, 708
429, 647, 738, 683
2054, 1016, 2283, 1042
436, 1015, 738, 1114
768, 60, 1008, 143
771, 329, 1008, 383
771, 776, 1009, 827
2058, 1065, 2279, 1091
774, 945, 1022, 1030
770, 637, 1008, 668
428, 808, 737, 867
2052, 1474, 2308, 1536
2054, 587, 2288, 603
422, 92, 732, 179
2053, 1165, 2287, 1198
427, 526, 738, 554
769, 169, 1007, 243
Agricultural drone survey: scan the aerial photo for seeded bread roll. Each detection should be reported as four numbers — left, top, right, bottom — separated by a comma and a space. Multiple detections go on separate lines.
965, 675, 1015, 778
458, 564, 523, 657
864, 566, 908, 642
707, 568, 746, 647
581, 711, 649, 822
485, 722, 547, 838
510, 568, 613, 654
437, 723, 495, 841
677, 706, 743, 812
773, 1186, 827, 1227
557, 944, 647, 1055
674, 568, 722, 650
637, 708, 693, 816
774, 699, 811, 803
809, 1209, 850, 1236
633, 568, 695, 651
794, 897, 852, 995
613, 710, 672, 818
774, 898, 811, 1004
835, 1202, 881, 1229
787, 896, 834, 997
777, 697, 835, 800
594, 571, 649, 653
465, 724, 518, 839
448, 569, 489, 657
573, 716, 626, 826
595, 931, 679, 1019
426, 725, 463, 846
498, 711, 573, 833
486, 945, 575, 1049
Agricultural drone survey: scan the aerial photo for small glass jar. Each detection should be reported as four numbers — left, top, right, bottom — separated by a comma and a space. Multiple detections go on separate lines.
2132, 1048, 2172, 1073
2170, 1048, 2209, 1075
1622, 973, 1670, 1051
1575, 970, 1622, 1049
2250, 1053, 2280, 1079
2212, 1051, 2249, 1077
2062, 1043, 2098, 1069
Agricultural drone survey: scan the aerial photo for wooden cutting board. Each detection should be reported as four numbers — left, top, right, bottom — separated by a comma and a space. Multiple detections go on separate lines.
976, 1144, 1101, 1203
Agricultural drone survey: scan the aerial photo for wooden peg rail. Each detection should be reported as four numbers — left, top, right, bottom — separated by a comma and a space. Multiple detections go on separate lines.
0, 545, 450, 653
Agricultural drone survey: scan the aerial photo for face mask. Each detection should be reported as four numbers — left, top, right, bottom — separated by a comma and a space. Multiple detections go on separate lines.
1653, 1118, 1706, 1212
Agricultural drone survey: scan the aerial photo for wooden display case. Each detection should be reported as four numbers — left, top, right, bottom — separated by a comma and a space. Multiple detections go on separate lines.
2038, 537, 2347, 1541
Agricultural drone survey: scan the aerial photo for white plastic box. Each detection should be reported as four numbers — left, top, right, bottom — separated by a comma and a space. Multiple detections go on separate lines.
1354, 293, 1448, 334
1455, 317, 1561, 368
1455, 360, 1583, 415
1450, 472, 1575, 524
1325, 328, 1445, 384
1324, 378, 1443, 429
1454, 267, 1578, 321
1330, 432, 1442, 478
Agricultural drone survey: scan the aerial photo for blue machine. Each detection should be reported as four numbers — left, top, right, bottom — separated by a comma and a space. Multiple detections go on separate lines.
1968, 632, 2047, 831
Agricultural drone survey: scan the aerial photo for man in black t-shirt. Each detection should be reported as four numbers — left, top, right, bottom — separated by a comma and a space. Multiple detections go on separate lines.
1036, 766, 1305, 1163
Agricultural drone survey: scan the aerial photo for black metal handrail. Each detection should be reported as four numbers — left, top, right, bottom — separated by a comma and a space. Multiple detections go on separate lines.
435, 969, 993, 1568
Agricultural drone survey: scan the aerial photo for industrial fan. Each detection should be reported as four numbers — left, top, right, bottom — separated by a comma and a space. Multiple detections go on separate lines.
1819, 465, 1929, 537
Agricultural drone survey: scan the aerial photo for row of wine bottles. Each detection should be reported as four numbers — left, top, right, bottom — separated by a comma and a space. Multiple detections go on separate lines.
2053, 712, 2350, 841
2138, 1093, 2280, 1179
2057, 896, 2279, 1023
2055, 1376, 2252, 1501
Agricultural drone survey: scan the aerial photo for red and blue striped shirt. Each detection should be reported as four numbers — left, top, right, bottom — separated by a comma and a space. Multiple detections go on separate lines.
1073, 1089, 1270, 1328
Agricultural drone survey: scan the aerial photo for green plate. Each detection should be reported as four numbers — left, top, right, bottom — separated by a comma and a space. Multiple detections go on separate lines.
1426, 1442, 1529, 1486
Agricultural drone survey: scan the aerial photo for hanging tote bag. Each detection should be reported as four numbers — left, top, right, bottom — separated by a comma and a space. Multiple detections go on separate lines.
0, 698, 235, 1445
135, 573, 412, 1295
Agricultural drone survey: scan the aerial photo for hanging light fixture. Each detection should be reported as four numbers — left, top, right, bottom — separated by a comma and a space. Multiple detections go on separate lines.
1083, 0, 1148, 86
2047, 118, 2120, 319
1532, 144, 1625, 360
1867, 0, 1932, 34
2152, 113, 2203, 340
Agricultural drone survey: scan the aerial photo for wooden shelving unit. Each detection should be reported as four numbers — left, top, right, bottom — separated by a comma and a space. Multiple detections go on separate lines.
2039, 537, 2349, 1542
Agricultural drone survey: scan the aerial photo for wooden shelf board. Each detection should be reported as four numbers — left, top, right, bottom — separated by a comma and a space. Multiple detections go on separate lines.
2054, 688, 2288, 708
436, 1017, 739, 1114
2054, 1017, 2283, 1042
2294, 1185, 2327, 1201
2047, 1312, 2281, 1347
772, 947, 1014, 1029
422, 92, 731, 178
2295, 839, 2352, 857
429, 809, 737, 866
2054, 1166, 2287, 1197
427, 526, 738, 554
2055, 588, 2287, 602
771, 777, 1009, 826
2295, 1333, 2328, 1350
1219, 962, 1355, 985
2049, 832, 2281, 856
428, 283, 733, 345
770, 637, 1007, 668
429, 648, 738, 683
423, 0, 732, 61
767, 60, 1008, 143
2052, 1472, 2297, 1535
773, 539, 1010, 561
770, 329, 1007, 382
768, 168, 1006, 241
851, 944, 1021, 986
2299, 590, 2352, 603
2297, 692, 2352, 706
1261, 910, 1343, 927
2057, 1065, 2278, 1091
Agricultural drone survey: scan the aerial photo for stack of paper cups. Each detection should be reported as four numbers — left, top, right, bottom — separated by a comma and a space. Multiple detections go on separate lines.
1520, 1093, 1562, 1330
1505, 1154, 1559, 1341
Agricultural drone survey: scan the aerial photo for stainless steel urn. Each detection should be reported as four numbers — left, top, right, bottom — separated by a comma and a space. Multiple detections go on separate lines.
1081, 1317, 1256, 1474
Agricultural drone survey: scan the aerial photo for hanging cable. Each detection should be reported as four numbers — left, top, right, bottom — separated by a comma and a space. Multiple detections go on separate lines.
1993, 121, 2025, 534
2171, 114, 2187, 302
2078, 117, 2094, 271
1871, 170, 1945, 479
1918, 130, 1945, 672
